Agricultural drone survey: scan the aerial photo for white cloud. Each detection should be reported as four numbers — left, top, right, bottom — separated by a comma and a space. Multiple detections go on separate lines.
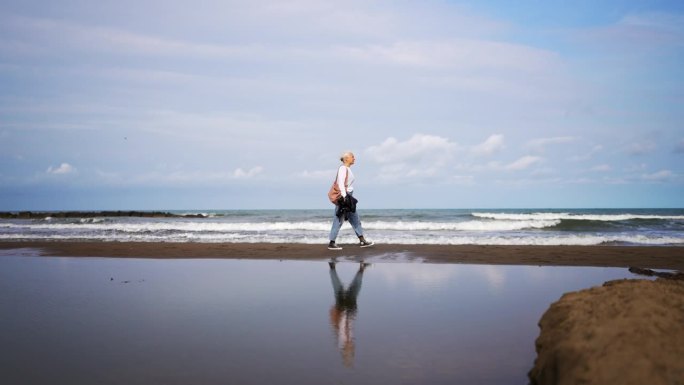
619, 12, 684, 34
1, 12, 556, 76
338, 38, 559, 73
1, 14, 258, 58
365, 134, 458, 181
568, 144, 603, 162
641, 170, 672, 182
46, 163, 76, 175
472, 134, 505, 156
577, 12, 684, 49
612, 12, 684, 45
566, 177, 595, 184
233, 166, 263, 179
454, 155, 546, 174
590, 164, 612, 172
626, 141, 656, 155
450, 175, 475, 185
624, 163, 648, 173
603, 176, 629, 185
91, 168, 269, 186
526, 136, 576, 152
504, 156, 542, 171
296, 169, 334, 179
529, 167, 556, 178
132, 110, 314, 153
365, 133, 457, 164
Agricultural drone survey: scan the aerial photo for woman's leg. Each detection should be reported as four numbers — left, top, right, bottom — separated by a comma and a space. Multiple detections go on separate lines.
329, 207, 344, 241
346, 211, 364, 237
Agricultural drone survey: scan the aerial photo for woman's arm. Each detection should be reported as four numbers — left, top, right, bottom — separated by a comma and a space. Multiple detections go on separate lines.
336, 166, 347, 198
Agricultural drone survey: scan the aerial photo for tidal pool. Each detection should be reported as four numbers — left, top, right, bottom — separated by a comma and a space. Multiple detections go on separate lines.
0, 255, 640, 385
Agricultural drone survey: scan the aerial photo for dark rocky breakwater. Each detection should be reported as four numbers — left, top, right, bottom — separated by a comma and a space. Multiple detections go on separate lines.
0, 211, 207, 219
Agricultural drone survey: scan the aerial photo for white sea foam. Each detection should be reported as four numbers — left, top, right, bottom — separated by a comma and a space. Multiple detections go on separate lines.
79, 218, 105, 224
362, 220, 560, 231
472, 212, 684, 221
1, 221, 332, 232
2, 210, 682, 246
0, 219, 560, 232
177, 212, 215, 217
1, 233, 682, 245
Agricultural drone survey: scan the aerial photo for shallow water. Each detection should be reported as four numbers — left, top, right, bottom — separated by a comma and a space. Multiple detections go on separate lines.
0, 255, 642, 385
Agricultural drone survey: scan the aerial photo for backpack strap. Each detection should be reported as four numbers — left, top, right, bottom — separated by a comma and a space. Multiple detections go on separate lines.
337, 166, 349, 194
343, 166, 349, 193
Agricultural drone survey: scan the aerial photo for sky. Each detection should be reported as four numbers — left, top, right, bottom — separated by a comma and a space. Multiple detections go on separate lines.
0, 0, 683, 210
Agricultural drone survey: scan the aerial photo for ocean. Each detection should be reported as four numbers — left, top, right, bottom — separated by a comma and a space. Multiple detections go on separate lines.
1, 208, 683, 246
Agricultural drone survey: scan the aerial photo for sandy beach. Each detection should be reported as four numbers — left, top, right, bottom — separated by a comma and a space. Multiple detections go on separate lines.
530, 278, 684, 385
1, 241, 683, 270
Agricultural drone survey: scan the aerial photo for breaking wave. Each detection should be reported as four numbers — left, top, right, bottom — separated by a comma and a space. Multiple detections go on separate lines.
472, 212, 684, 221
1, 219, 561, 232
2, 209, 683, 246
1, 233, 682, 245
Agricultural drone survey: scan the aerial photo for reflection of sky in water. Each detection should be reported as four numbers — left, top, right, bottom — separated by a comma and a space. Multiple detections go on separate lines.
0, 256, 640, 385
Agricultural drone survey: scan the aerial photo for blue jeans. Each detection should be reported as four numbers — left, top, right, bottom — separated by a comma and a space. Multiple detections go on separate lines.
329, 200, 364, 242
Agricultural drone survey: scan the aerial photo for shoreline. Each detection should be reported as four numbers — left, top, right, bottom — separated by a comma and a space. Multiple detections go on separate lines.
1, 241, 682, 269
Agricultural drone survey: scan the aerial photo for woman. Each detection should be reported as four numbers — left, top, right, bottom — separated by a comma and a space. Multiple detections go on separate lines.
328, 151, 374, 250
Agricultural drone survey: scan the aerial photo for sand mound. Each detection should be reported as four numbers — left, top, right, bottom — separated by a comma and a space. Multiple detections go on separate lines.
529, 278, 684, 385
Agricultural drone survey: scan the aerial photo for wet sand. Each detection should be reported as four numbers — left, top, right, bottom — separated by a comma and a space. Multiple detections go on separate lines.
529, 278, 684, 385
0, 241, 682, 269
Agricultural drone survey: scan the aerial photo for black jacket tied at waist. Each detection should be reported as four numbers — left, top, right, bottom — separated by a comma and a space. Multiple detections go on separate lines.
335, 194, 358, 222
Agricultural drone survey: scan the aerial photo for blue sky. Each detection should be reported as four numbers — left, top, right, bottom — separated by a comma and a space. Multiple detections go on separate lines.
1, 0, 682, 209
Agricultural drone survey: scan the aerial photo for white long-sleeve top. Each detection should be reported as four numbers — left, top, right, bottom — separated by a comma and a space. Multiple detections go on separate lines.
336, 165, 355, 198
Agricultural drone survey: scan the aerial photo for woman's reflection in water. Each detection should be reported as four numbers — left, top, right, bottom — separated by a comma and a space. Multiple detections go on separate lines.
329, 261, 369, 368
